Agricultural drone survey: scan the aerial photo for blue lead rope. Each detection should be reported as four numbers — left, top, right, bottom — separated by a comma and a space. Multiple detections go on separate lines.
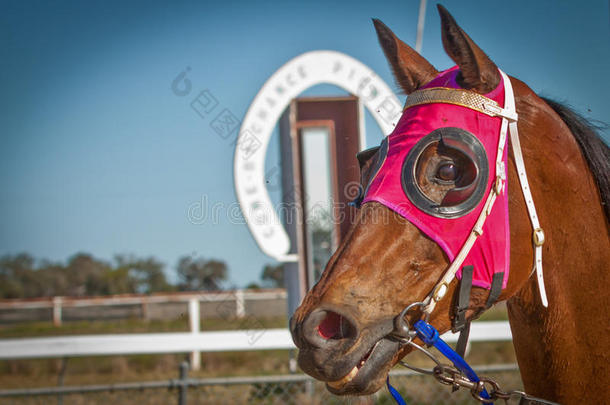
386, 376, 407, 405
387, 320, 491, 404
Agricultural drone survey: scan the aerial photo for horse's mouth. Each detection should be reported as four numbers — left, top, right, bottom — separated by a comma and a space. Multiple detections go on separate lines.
325, 337, 401, 395
326, 341, 379, 390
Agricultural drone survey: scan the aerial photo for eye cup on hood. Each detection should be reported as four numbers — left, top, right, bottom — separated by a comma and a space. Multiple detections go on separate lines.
402, 127, 489, 218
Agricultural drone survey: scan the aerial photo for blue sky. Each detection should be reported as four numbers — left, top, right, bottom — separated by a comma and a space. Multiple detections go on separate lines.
1, 0, 608, 287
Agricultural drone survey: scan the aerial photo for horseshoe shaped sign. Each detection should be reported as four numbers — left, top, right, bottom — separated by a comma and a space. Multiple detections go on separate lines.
234, 50, 401, 261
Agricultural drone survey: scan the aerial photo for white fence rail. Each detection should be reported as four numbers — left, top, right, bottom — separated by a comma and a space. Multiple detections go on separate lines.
0, 290, 287, 310
0, 289, 287, 326
0, 321, 512, 360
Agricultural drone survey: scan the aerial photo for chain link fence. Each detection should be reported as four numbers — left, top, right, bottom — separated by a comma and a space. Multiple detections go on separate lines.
0, 363, 522, 405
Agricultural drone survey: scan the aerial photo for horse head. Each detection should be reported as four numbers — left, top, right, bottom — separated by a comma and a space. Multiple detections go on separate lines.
290, 4, 610, 401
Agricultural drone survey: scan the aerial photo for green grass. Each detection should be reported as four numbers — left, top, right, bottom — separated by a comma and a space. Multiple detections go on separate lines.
0, 316, 288, 338
0, 318, 188, 338
0, 350, 293, 389
201, 316, 287, 331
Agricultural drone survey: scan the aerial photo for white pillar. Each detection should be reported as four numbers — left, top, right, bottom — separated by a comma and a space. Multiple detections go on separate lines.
52, 296, 63, 327
188, 298, 201, 371
235, 289, 245, 318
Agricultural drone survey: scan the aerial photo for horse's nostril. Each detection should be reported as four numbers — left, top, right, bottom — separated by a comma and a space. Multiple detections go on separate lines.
299, 308, 358, 348
318, 311, 341, 339
317, 310, 356, 340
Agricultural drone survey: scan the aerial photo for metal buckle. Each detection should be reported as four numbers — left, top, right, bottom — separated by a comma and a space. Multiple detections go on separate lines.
494, 176, 503, 194
484, 101, 518, 121
483, 102, 502, 116
433, 282, 449, 302
533, 228, 545, 246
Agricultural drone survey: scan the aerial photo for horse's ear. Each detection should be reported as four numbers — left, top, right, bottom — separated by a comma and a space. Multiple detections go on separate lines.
437, 5, 500, 93
373, 19, 438, 95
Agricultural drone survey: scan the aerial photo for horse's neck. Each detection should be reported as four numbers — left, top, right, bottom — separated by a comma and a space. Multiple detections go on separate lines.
506, 97, 610, 403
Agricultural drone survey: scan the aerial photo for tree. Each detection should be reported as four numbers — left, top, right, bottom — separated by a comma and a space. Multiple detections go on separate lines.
0, 253, 68, 298
261, 264, 284, 288
64, 253, 112, 296
36, 261, 69, 297
114, 255, 172, 294
1, 252, 229, 298
0, 253, 51, 298
176, 256, 227, 291
0, 253, 34, 298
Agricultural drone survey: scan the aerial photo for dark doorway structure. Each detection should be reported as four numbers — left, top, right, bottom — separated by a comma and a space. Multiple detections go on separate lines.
279, 96, 363, 306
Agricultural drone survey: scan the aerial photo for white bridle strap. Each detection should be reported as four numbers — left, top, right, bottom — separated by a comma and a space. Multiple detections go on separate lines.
500, 70, 548, 307
421, 70, 547, 315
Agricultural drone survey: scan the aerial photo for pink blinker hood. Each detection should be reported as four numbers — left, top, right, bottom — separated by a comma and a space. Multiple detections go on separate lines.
362, 66, 510, 290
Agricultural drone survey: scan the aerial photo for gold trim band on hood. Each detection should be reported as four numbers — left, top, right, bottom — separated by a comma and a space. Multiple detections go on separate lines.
403, 87, 502, 117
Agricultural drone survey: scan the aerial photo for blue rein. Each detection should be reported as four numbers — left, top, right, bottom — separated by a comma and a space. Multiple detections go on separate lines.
387, 320, 491, 404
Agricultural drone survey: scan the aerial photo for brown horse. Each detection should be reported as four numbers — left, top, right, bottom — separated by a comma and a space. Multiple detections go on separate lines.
290, 5, 610, 404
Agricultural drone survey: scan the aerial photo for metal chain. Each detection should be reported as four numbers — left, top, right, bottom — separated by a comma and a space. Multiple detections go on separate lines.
390, 310, 559, 404
430, 365, 559, 404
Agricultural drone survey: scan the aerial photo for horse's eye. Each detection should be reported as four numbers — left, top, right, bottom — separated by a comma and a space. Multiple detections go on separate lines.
436, 162, 458, 181
403, 127, 489, 218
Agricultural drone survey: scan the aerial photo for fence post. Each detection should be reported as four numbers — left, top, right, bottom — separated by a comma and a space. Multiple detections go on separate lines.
178, 361, 189, 405
235, 289, 245, 318
141, 298, 149, 321
188, 298, 201, 371
56, 357, 68, 405
52, 297, 63, 327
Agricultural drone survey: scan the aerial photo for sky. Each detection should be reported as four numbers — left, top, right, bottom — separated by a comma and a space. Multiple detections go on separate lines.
1, 0, 608, 287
